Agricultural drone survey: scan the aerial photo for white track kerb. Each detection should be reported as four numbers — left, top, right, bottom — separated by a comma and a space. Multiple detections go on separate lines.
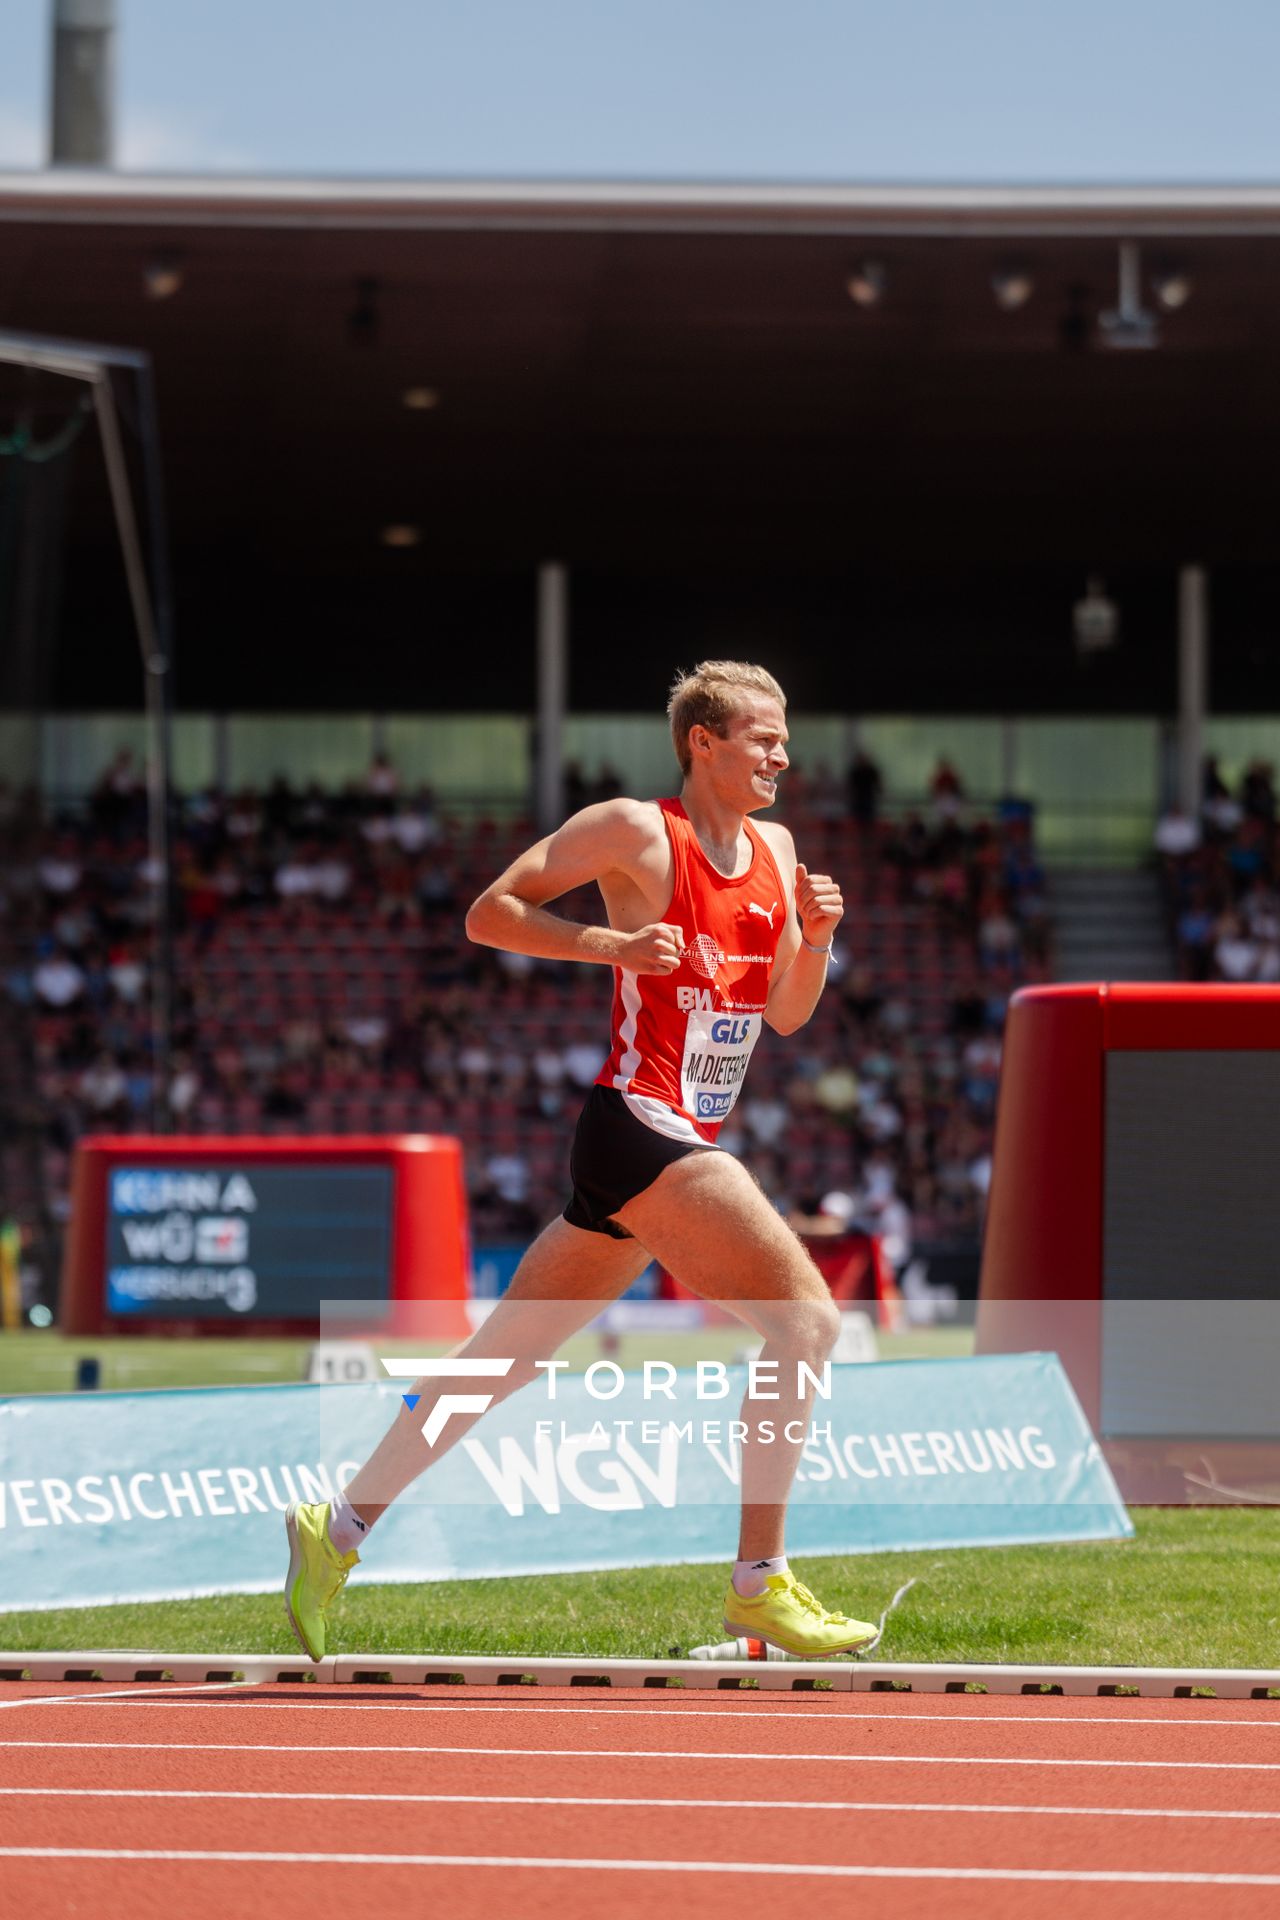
2, 1653, 1279, 1697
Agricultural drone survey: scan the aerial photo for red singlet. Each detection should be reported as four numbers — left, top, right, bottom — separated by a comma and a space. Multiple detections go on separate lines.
597, 798, 787, 1143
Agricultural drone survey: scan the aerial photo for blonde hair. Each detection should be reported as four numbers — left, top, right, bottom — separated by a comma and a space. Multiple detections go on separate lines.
667, 660, 787, 776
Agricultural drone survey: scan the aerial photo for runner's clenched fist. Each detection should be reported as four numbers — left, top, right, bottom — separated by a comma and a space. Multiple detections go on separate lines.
795, 865, 843, 948
621, 922, 686, 974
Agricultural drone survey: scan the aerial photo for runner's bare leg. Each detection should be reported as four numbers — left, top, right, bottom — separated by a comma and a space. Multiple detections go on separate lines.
343, 1216, 650, 1520
615, 1149, 839, 1561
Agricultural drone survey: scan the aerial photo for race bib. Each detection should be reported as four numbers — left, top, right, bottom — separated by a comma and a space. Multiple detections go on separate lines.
680, 1009, 761, 1126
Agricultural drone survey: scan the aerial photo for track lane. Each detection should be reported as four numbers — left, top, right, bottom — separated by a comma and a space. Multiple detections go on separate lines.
5, 1789, 1280, 1876
5, 1683, 1280, 1919
2, 1744, 1278, 1813
3, 1853, 1280, 1920
5, 1692, 1280, 1769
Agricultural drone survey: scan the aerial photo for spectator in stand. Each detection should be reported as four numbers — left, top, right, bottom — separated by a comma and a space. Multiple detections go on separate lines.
1154, 804, 1201, 859
976, 892, 1020, 968
391, 787, 440, 854
1241, 760, 1276, 825
847, 750, 882, 827
929, 756, 965, 821
106, 946, 146, 1004
1214, 911, 1260, 982
1241, 876, 1280, 944
742, 1089, 791, 1150
168, 1053, 202, 1120
562, 1026, 604, 1092
366, 751, 399, 803
33, 947, 85, 1009
1175, 891, 1216, 980
91, 748, 144, 839
78, 1052, 129, 1124
37, 837, 83, 898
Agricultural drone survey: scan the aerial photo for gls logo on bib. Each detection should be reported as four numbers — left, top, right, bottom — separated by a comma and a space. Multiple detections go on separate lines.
680, 1009, 759, 1123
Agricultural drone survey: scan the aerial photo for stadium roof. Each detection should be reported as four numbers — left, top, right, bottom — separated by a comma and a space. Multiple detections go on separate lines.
6, 171, 1280, 234
3, 172, 1280, 711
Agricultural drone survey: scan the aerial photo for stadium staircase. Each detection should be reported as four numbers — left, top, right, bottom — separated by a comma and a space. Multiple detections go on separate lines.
1049, 866, 1175, 984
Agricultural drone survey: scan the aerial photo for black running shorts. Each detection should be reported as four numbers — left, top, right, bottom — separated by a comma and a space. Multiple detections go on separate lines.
563, 1085, 713, 1239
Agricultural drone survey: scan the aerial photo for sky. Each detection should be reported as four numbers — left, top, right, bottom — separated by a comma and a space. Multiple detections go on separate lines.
0, 0, 1278, 182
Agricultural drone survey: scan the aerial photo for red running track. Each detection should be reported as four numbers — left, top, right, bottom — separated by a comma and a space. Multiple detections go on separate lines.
2, 1681, 1280, 1919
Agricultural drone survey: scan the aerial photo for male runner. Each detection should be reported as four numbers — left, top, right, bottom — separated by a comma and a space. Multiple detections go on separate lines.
284, 660, 875, 1659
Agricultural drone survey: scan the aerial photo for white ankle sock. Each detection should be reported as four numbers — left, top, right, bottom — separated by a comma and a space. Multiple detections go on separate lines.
327, 1488, 372, 1556
732, 1554, 789, 1597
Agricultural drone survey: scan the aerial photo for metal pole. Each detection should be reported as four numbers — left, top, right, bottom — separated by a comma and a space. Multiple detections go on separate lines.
1177, 565, 1208, 819
0, 333, 176, 1131
134, 360, 179, 1131
92, 368, 174, 1131
536, 562, 568, 832
51, 0, 116, 168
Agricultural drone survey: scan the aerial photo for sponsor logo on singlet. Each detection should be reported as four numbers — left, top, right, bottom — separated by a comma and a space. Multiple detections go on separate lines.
683, 932, 723, 980
680, 931, 772, 981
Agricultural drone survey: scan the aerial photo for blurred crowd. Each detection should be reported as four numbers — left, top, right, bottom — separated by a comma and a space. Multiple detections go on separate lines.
1156, 756, 1280, 982
2, 749, 1052, 1271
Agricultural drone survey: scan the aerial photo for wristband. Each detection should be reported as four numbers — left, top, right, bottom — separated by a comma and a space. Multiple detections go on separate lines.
801, 935, 836, 963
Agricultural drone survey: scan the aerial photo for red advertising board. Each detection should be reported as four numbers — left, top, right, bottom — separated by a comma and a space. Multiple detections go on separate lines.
61, 1134, 470, 1336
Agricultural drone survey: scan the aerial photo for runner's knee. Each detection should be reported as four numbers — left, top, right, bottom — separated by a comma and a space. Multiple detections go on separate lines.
752, 1291, 841, 1366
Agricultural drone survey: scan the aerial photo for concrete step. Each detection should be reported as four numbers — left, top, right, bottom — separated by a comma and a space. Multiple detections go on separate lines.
1051, 878, 1163, 904
1055, 924, 1170, 948
1048, 862, 1175, 984
1055, 963, 1177, 983
1057, 953, 1173, 975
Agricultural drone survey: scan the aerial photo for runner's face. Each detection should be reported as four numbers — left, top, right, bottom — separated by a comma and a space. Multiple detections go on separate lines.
709, 697, 790, 811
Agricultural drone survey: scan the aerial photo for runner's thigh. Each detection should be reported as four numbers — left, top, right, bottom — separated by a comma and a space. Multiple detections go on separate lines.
461, 1214, 652, 1364
612, 1148, 831, 1311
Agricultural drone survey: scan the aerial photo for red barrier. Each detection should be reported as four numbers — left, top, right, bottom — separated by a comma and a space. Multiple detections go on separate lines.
978, 983, 1280, 1500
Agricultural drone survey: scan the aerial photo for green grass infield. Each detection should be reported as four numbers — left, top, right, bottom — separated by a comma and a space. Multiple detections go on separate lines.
2, 1511, 1277, 1671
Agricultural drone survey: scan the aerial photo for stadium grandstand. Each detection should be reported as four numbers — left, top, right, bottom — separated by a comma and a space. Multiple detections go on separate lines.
6, 164, 1280, 1315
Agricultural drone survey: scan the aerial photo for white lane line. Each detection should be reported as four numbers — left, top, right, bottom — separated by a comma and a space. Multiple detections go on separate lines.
3, 1787, 1280, 1821
35, 1699, 1280, 1730
1, 1739, 1278, 1771
0, 1681, 261, 1715
2, 1847, 1279, 1884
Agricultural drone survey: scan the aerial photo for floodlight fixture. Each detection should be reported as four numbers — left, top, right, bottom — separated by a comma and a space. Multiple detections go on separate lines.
992, 261, 1034, 311
143, 251, 183, 300
1099, 242, 1160, 350
846, 260, 887, 308
1152, 265, 1193, 311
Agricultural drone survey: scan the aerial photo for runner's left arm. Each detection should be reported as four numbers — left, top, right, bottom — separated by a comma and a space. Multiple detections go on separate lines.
763, 830, 843, 1034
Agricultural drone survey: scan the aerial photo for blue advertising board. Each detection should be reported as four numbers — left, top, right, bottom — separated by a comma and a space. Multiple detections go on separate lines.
0, 1354, 1130, 1614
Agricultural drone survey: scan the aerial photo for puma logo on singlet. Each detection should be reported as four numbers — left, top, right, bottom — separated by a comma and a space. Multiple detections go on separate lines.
748, 900, 779, 930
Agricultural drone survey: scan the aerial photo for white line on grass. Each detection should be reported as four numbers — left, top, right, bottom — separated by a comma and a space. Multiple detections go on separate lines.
2, 1848, 1280, 1885
2, 1787, 1280, 1821
1, 1739, 1278, 1771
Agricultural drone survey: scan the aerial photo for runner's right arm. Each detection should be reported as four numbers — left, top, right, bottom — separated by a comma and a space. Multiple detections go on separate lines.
465, 800, 683, 974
